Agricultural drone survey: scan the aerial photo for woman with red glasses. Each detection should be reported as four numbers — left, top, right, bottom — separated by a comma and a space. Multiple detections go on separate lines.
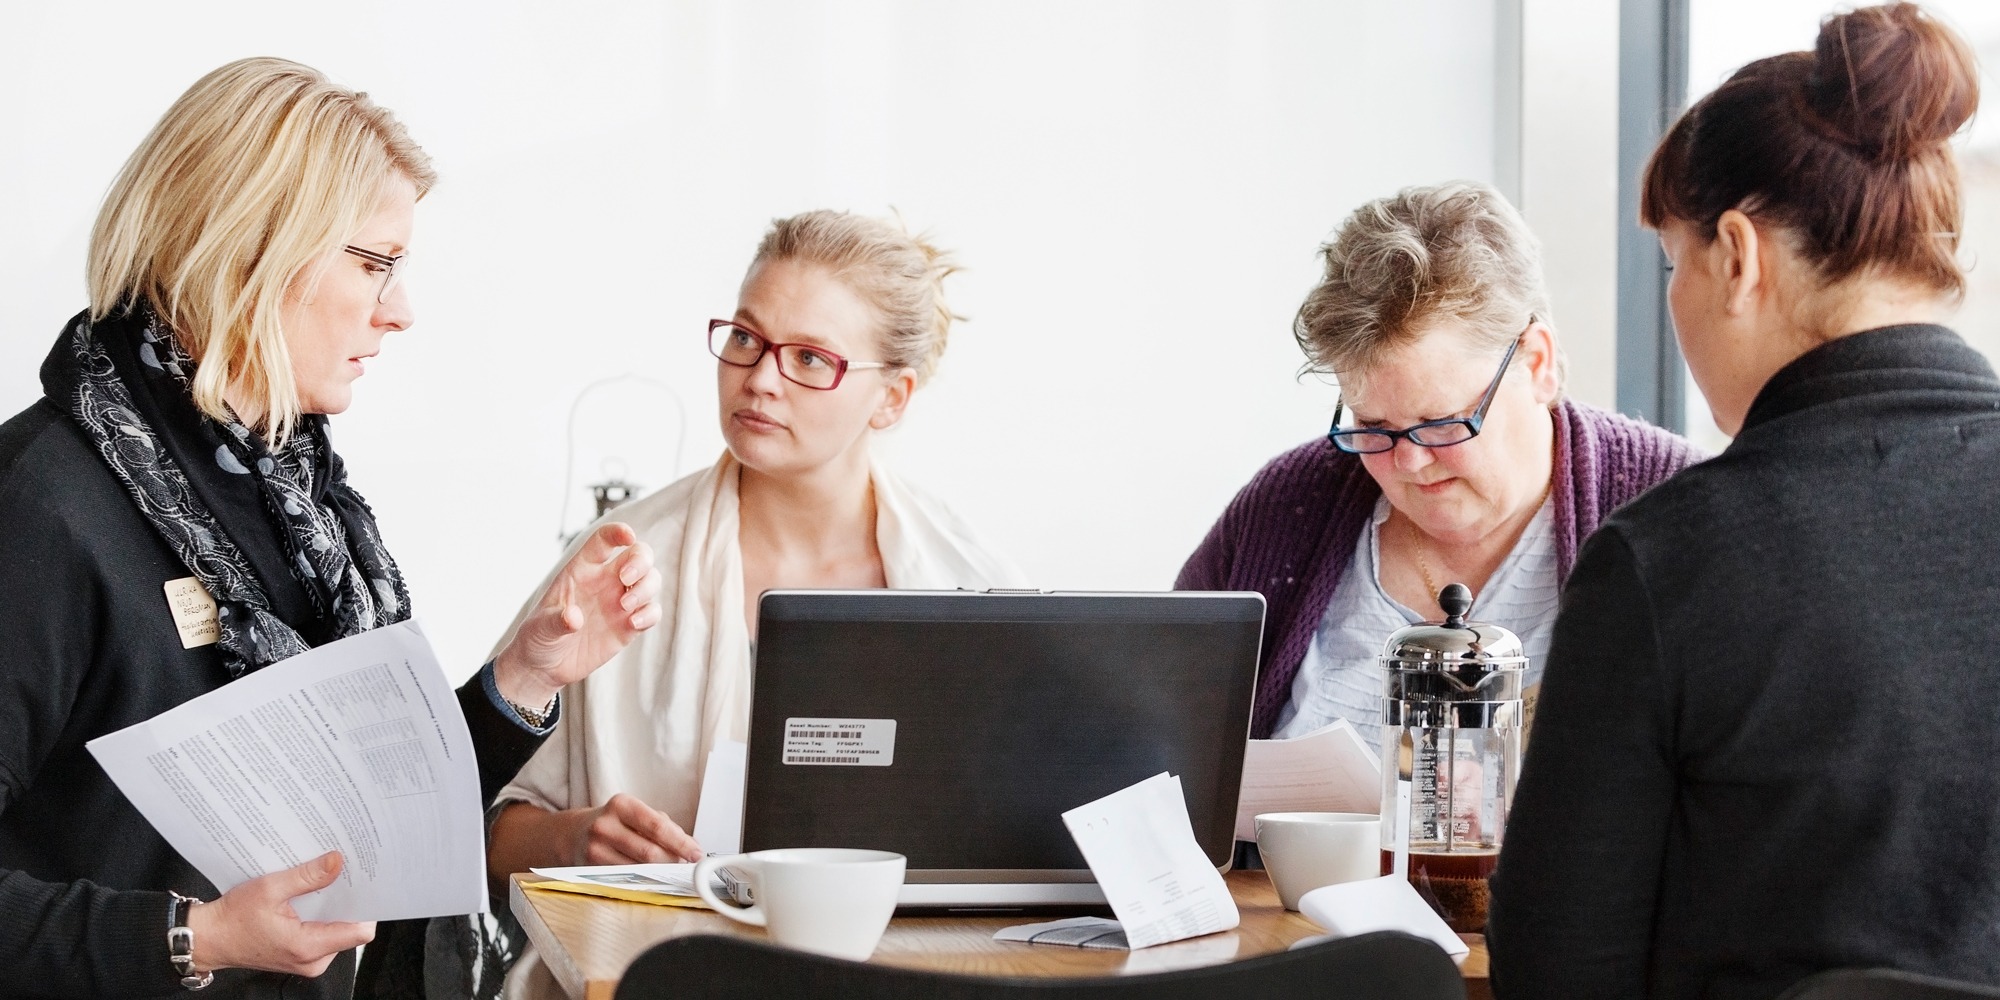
483, 209, 1022, 998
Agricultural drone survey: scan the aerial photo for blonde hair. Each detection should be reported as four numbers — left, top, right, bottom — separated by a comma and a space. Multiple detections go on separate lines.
1295, 181, 1564, 388
750, 210, 960, 386
88, 57, 436, 444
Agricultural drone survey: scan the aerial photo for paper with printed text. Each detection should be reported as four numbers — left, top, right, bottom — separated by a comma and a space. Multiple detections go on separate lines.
88, 620, 485, 921
1061, 772, 1239, 949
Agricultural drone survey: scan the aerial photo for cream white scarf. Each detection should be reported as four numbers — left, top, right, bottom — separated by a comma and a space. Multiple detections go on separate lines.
496, 452, 1026, 827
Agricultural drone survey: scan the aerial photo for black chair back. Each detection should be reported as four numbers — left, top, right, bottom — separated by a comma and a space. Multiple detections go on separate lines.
613, 931, 1466, 1000
1780, 969, 2000, 1000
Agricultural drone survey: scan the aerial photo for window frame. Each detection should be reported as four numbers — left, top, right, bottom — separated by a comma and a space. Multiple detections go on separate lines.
1615, 0, 1691, 431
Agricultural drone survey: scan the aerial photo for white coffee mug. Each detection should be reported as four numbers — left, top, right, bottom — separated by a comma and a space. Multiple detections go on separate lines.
692, 848, 906, 960
1254, 811, 1380, 911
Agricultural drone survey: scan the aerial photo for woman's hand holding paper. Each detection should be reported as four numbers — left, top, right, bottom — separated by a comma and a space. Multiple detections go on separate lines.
186, 851, 376, 977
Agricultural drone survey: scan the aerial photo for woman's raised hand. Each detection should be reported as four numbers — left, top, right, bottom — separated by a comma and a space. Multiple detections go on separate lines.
185, 851, 375, 977
493, 522, 663, 711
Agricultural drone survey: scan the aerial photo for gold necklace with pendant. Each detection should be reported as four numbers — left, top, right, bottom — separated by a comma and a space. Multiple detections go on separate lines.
1404, 480, 1553, 617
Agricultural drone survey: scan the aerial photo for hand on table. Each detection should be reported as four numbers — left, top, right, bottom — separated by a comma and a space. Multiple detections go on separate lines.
568, 792, 704, 865
186, 851, 374, 977
494, 522, 662, 711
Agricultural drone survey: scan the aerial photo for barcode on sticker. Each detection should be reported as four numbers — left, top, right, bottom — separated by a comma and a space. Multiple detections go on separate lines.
781, 718, 895, 767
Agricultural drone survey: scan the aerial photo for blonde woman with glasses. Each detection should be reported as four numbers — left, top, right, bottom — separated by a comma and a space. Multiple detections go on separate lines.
0, 59, 662, 999
484, 209, 1023, 999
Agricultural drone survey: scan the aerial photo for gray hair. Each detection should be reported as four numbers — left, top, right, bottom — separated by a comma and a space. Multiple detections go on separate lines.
1294, 181, 1563, 387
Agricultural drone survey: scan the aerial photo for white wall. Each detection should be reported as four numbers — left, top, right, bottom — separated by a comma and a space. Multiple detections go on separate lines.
0, 1, 1510, 680
1517, 0, 1620, 409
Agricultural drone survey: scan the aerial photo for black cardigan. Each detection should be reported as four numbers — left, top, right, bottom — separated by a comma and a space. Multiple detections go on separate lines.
0, 397, 547, 999
1488, 326, 2000, 999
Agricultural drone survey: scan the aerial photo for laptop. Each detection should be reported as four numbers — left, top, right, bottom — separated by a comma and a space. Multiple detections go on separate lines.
739, 589, 1265, 911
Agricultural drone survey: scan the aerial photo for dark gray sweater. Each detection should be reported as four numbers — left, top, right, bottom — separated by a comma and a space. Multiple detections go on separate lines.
0, 398, 547, 999
1488, 326, 2000, 999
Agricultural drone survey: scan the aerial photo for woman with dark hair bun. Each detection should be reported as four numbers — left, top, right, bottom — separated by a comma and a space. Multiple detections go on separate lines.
1488, 4, 1997, 999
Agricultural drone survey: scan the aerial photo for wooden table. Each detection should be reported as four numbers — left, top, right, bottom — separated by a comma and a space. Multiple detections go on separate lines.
511, 871, 1492, 1000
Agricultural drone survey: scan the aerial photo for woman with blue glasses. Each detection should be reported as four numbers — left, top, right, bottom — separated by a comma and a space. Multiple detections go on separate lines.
1178, 181, 1702, 748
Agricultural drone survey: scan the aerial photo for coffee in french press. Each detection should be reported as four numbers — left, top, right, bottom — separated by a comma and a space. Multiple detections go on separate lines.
1378, 582, 1527, 933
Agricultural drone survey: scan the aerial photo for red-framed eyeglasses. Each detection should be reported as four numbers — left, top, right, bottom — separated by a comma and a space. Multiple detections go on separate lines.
707, 319, 891, 391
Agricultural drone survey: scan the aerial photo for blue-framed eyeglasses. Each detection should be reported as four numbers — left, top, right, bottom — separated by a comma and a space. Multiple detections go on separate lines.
1327, 331, 1524, 455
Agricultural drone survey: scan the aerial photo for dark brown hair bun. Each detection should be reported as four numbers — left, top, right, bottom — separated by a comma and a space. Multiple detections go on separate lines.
1641, 2, 1980, 298
1803, 2, 1979, 162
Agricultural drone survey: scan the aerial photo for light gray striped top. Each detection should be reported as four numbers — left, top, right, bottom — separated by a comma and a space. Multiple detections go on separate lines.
1270, 495, 1558, 750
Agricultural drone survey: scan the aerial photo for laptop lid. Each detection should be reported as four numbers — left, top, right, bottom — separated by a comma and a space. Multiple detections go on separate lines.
742, 590, 1264, 880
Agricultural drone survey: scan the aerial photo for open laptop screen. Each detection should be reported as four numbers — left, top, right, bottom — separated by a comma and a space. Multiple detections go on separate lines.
743, 590, 1264, 876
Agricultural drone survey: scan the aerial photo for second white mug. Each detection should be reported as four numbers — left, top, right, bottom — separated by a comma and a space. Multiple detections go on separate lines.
1255, 811, 1380, 911
692, 848, 906, 960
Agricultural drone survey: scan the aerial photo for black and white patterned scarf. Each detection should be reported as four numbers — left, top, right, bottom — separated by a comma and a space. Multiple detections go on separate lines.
42, 306, 409, 675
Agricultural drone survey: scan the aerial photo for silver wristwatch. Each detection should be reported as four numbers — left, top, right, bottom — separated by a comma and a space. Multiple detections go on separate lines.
167, 891, 214, 990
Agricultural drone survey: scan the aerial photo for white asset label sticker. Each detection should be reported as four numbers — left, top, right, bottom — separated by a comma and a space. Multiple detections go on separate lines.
782, 718, 896, 766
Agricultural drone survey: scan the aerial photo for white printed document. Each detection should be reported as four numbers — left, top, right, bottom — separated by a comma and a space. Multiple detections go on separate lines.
1061, 772, 1239, 949
1234, 719, 1382, 841
87, 620, 485, 922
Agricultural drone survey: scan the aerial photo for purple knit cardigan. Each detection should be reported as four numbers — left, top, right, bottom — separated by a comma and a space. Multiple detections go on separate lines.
1176, 399, 1703, 738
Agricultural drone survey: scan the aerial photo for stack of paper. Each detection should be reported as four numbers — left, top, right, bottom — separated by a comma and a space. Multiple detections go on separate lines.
1233, 720, 1382, 841
524, 862, 722, 908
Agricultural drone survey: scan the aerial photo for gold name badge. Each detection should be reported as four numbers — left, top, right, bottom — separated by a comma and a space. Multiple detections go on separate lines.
163, 577, 220, 649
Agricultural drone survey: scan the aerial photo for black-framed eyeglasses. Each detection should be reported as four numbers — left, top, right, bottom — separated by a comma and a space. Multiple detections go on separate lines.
1327, 331, 1524, 455
343, 245, 406, 304
707, 319, 890, 391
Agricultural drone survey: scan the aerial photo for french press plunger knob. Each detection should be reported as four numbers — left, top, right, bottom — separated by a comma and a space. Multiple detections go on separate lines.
1438, 582, 1473, 627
